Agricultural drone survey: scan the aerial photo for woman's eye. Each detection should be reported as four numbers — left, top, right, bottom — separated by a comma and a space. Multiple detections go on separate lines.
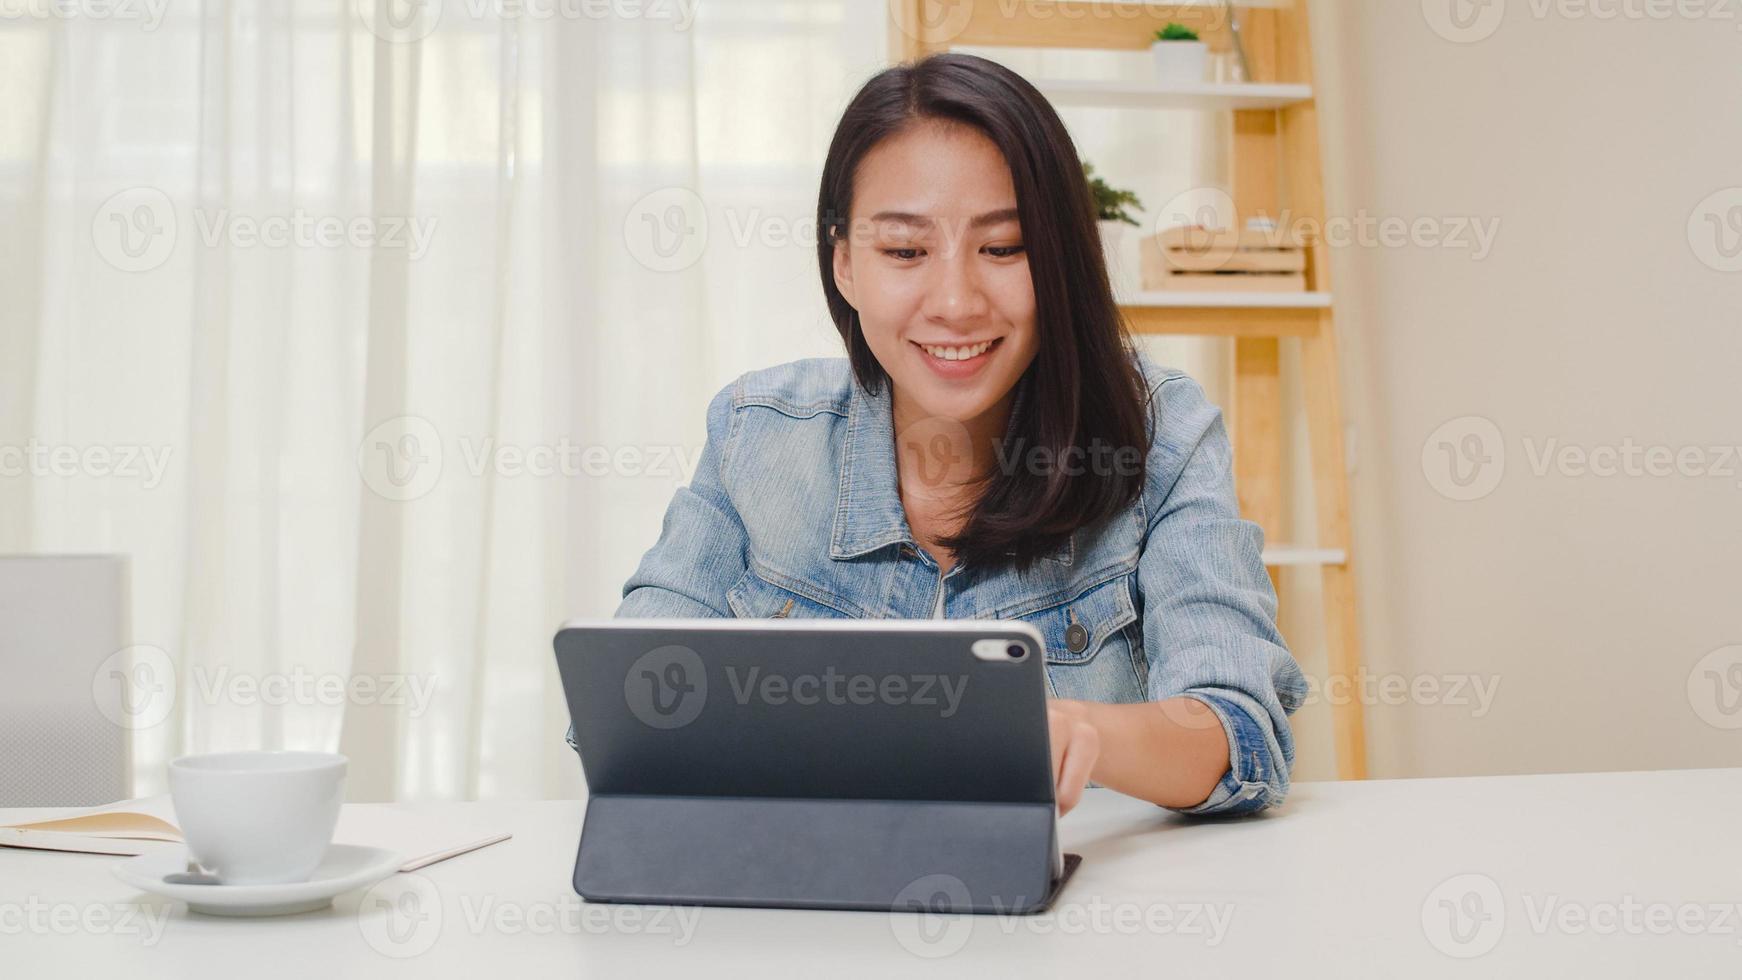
985, 244, 1026, 258
882, 247, 923, 261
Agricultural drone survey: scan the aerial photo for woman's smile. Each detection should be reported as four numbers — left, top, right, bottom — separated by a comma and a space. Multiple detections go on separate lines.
910, 336, 1004, 379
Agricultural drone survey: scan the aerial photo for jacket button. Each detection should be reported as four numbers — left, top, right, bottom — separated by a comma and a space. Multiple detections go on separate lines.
1065, 621, 1089, 654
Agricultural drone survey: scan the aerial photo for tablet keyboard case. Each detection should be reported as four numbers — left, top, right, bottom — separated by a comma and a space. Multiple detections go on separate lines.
557, 621, 1080, 915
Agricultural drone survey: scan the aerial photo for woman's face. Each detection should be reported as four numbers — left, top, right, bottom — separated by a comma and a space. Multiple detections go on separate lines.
831, 120, 1040, 430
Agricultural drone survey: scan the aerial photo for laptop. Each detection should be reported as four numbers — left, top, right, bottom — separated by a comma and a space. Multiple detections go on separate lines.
554, 618, 1081, 914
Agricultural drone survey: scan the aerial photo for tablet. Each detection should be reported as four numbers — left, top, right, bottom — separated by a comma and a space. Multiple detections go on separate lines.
554, 617, 1080, 914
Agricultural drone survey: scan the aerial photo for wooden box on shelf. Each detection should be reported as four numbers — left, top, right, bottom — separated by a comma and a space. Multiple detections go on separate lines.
1140, 226, 1307, 293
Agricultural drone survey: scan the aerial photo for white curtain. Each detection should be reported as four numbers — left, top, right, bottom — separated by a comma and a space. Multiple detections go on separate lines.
0, 0, 885, 801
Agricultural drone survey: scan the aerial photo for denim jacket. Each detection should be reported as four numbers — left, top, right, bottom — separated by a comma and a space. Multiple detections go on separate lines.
571, 353, 1307, 815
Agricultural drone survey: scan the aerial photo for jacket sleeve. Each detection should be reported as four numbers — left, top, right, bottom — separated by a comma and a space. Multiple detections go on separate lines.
566, 379, 748, 750
1137, 374, 1308, 815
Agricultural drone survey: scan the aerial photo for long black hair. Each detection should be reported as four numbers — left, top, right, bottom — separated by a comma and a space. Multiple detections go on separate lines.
816, 52, 1152, 572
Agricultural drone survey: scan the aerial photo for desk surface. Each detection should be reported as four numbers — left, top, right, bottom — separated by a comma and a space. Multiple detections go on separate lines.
3, 768, 1738, 978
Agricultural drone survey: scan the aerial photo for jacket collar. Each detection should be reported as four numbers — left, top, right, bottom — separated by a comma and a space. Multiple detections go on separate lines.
829, 371, 1073, 567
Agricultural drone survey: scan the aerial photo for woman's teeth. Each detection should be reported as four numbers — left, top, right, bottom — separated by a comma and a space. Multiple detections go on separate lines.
919, 340, 994, 361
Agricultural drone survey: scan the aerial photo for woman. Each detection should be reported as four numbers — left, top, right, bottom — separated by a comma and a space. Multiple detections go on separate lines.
599, 53, 1306, 817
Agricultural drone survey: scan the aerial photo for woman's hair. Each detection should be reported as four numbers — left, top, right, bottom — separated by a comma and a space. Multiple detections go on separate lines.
815, 52, 1153, 572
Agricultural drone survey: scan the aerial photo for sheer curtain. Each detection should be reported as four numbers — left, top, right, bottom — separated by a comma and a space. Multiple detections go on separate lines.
0, 1, 884, 801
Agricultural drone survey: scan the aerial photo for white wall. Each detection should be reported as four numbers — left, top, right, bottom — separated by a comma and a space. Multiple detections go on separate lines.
1287, 0, 1742, 781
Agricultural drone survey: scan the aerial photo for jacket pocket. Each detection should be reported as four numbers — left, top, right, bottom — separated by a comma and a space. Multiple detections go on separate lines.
1001, 573, 1138, 665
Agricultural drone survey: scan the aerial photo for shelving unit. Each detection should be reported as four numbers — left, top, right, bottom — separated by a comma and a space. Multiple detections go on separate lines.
890, 0, 1369, 779
1031, 78, 1312, 110
1116, 289, 1333, 308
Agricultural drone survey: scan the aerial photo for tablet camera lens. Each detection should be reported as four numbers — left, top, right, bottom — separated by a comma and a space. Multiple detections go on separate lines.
1005, 643, 1027, 660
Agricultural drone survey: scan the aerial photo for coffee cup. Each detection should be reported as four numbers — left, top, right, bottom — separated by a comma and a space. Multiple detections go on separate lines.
167, 751, 346, 885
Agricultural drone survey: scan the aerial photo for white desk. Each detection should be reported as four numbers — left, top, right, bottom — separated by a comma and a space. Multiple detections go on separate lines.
3, 768, 1738, 977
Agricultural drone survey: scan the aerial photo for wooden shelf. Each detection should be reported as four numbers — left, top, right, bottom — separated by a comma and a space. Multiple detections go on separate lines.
1033, 79, 1313, 111
1119, 293, 1331, 338
1119, 290, 1332, 309
1262, 545, 1348, 568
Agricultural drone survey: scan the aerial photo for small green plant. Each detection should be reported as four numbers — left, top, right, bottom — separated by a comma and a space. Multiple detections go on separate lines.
1083, 161, 1143, 227
1155, 22, 1200, 42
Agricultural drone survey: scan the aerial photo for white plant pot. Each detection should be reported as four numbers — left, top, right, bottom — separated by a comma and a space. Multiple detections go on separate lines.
1151, 40, 1209, 85
1097, 219, 1139, 299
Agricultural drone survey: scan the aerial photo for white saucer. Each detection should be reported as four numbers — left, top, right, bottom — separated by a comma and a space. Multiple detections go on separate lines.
114, 844, 404, 916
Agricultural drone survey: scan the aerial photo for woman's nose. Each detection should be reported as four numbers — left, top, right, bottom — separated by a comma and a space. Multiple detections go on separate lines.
921, 249, 990, 324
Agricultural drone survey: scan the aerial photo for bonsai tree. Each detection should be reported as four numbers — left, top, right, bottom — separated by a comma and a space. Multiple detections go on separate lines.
1155, 22, 1200, 42
1083, 161, 1143, 227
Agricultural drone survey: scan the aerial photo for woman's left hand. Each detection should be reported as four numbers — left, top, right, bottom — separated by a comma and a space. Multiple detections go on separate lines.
1046, 699, 1101, 815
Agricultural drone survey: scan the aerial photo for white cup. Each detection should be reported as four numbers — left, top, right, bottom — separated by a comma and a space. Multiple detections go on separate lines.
168, 751, 347, 885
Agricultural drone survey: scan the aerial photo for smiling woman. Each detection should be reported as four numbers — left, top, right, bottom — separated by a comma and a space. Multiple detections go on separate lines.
601, 52, 1306, 818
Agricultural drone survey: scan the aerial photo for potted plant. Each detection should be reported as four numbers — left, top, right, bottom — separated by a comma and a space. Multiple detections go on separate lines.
1085, 161, 1143, 296
1151, 22, 1208, 85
